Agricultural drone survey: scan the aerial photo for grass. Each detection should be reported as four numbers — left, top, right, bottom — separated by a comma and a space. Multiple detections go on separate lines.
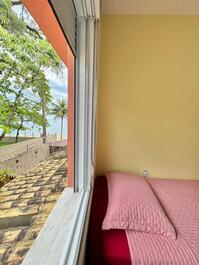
0, 142, 13, 147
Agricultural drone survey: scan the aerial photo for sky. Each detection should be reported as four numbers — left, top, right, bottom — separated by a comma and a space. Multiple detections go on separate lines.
45, 68, 68, 139
10, 4, 68, 140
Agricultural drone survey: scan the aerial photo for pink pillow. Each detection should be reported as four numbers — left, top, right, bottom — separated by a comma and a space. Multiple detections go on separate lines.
102, 172, 176, 239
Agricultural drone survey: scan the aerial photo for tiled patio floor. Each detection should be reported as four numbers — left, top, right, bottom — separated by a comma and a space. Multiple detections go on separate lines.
0, 151, 67, 265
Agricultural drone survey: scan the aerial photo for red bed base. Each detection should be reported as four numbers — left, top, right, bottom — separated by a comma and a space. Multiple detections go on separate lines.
86, 176, 131, 265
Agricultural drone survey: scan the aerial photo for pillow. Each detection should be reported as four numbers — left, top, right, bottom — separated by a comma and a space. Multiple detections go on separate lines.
102, 172, 176, 239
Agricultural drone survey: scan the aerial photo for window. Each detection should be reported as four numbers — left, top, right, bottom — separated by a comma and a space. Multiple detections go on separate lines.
17, 1, 100, 265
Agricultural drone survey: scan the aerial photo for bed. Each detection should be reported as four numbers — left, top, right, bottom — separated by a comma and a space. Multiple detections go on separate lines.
86, 173, 199, 265
86, 176, 131, 265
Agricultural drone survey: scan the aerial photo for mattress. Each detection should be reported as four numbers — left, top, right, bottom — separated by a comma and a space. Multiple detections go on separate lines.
86, 176, 131, 265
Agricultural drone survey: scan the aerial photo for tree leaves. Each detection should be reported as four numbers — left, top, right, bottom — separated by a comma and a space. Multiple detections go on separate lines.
0, 0, 63, 140
51, 98, 68, 120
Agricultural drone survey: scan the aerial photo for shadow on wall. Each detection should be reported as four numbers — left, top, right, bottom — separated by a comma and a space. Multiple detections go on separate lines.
0, 135, 58, 176
0, 144, 50, 176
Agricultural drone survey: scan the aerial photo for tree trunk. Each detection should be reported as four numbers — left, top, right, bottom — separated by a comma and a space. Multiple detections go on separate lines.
0, 130, 5, 141
7, 88, 23, 127
61, 116, 63, 140
15, 128, 20, 143
15, 117, 24, 143
41, 87, 47, 143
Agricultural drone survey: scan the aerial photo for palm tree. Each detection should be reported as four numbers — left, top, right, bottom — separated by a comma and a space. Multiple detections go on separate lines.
51, 99, 68, 140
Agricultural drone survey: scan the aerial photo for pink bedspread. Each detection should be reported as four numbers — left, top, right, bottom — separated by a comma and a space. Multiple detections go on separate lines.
126, 178, 199, 265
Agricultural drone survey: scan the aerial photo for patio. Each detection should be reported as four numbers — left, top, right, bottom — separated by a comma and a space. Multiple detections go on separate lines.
0, 151, 67, 265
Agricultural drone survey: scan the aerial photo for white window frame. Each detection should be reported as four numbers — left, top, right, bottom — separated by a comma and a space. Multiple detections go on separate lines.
74, 17, 97, 192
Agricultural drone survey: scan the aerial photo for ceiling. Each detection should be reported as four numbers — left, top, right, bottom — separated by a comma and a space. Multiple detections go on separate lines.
101, 0, 199, 15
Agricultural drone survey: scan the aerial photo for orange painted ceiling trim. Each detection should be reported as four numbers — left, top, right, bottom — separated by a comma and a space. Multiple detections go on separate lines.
22, 0, 71, 67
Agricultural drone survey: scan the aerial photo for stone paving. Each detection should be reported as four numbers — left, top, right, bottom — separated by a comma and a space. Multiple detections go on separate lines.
0, 151, 67, 265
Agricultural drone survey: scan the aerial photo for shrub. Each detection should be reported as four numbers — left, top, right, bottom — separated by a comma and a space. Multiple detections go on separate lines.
0, 169, 13, 187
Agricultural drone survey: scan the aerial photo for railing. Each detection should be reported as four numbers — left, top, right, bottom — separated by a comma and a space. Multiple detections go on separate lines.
47, 139, 67, 155
47, 139, 67, 147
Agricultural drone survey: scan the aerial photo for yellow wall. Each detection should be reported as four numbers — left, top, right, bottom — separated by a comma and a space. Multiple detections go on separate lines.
96, 15, 199, 180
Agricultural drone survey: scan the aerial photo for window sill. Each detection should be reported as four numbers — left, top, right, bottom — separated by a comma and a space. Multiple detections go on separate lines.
22, 188, 91, 265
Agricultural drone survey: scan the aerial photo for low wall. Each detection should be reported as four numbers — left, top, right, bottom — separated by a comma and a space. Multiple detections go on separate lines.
0, 135, 57, 175
2, 137, 35, 143
48, 139, 67, 155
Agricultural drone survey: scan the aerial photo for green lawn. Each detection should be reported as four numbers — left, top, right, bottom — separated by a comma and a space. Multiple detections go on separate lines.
0, 142, 13, 147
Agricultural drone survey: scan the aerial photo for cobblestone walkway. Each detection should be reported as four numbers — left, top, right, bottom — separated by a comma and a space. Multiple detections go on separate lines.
0, 151, 67, 265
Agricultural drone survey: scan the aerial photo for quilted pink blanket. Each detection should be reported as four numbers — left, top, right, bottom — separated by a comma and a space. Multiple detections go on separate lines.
126, 178, 199, 265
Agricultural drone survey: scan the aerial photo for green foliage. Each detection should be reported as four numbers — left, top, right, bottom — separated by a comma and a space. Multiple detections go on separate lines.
51, 98, 67, 139
51, 98, 68, 119
0, 0, 63, 141
0, 0, 26, 33
0, 168, 13, 186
